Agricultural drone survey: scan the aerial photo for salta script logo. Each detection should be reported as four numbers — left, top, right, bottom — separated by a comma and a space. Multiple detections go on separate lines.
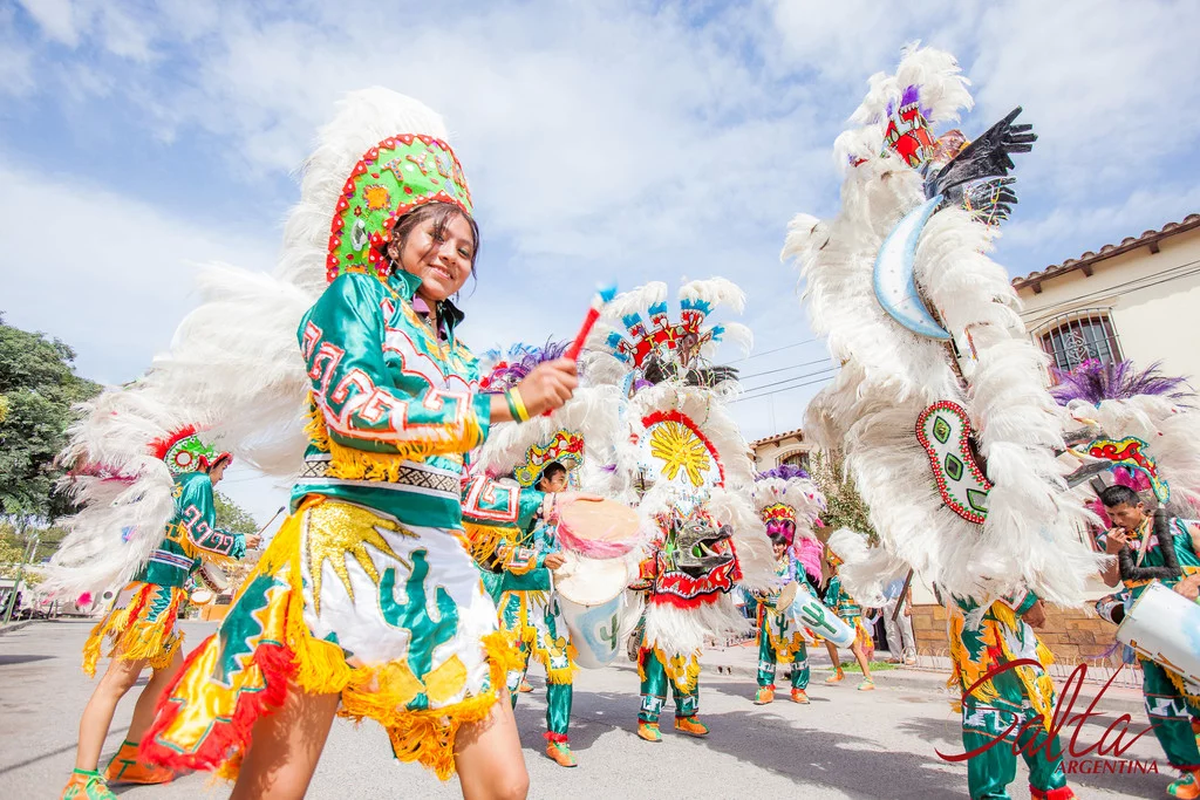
936, 660, 1160, 775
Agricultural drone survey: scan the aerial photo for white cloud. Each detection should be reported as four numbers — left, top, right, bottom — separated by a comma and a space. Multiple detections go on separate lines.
968, 0, 1200, 199
17, 0, 79, 46
1, 0, 1195, 486
0, 160, 276, 386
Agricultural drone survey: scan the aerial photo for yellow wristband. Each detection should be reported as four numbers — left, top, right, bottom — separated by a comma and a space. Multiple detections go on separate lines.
507, 388, 530, 422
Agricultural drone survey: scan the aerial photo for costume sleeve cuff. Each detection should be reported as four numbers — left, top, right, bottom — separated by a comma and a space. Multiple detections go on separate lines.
473, 392, 492, 445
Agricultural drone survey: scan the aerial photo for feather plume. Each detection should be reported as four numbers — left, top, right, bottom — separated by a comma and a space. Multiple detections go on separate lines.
787, 47, 1102, 606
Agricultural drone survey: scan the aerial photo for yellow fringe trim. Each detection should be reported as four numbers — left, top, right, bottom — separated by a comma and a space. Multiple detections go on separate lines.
304, 394, 480, 478
226, 498, 527, 781
638, 644, 702, 693
463, 521, 512, 564
515, 622, 578, 685
948, 602, 1057, 731
81, 585, 182, 677
342, 631, 524, 781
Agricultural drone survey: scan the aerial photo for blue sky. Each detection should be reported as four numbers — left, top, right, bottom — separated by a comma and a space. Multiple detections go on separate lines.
3, 0, 1198, 521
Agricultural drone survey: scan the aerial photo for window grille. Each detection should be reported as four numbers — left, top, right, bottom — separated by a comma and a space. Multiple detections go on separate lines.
1035, 309, 1123, 375
779, 451, 811, 471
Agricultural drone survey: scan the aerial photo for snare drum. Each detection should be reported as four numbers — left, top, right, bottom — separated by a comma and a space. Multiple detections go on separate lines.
555, 555, 632, 668
1116, 580, 1200, 688
191, 562, 230, 605
555, 497, 640, 559
195, 562, 230, 593
190, 588, 215, 605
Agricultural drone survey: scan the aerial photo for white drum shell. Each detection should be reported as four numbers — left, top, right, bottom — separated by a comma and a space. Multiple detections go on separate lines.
1116, 580, 1200, 687
555, 555, 632, 669
791, 585, 856, 648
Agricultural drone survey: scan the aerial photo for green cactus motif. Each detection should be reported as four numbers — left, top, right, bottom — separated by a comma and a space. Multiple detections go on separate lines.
380, 549, 459, 711
599, 613, 619, 652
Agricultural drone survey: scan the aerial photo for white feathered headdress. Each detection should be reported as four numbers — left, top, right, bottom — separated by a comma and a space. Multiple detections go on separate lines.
784, 44, 1102, 607
585, 278, 774, 656
753, 464, 826, 543
151, 88, 460, 477
41, 378, 222, 600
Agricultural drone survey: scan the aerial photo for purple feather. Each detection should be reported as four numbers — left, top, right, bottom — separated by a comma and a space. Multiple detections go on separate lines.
1050, 359, 1194, 407
757, 464, 810, 482
483, 339, 569, 390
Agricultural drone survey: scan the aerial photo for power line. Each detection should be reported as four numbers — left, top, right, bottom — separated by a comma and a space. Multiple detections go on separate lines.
727, 337, 820, 364
733, 367, 839, 402
738, 355, 833, 383
738, 365, 838, 395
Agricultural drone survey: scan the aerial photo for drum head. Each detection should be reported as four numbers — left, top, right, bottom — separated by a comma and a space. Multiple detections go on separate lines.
557, 498, 640, 558
198, 563, 230, 592
777, 581, 798, 609
555, 556, 630, 606
190, 589, 214, 605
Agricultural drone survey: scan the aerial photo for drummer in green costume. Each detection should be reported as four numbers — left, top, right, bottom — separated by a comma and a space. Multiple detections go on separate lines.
464, 456, 580, 768
1099, 484, 1200, 799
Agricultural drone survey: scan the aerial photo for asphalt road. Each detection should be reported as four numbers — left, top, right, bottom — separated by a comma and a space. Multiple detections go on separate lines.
0, 620, 1170, 799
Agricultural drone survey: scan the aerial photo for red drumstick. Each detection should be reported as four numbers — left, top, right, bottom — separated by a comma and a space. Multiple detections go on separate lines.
541, 283, 617, 417
565, 283, 618, 361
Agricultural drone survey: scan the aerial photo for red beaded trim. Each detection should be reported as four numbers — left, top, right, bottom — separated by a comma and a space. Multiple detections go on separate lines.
325, 133, 473, 284
914, 400, 992, 525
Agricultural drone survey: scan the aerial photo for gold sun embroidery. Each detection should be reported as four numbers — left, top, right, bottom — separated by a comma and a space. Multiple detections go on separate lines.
305, 502, 415, 613
362, 184, 392, 211
648, 420, 712, 487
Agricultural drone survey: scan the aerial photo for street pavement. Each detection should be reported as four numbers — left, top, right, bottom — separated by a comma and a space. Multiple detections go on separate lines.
0, 620, 1170, 799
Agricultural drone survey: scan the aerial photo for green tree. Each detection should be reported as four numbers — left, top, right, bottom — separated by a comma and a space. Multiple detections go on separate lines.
810, 449, 878, 544
214, 492, 259, 536
0, 314, 102, 520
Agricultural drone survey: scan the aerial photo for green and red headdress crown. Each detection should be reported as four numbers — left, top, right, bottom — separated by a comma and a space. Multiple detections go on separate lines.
760, 503, 796, 525
151, 425, 231, 476
325, 134, 473, 283
513, 430, 585, 488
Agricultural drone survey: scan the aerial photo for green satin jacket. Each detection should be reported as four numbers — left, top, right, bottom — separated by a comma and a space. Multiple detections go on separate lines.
136, 472, 246, 588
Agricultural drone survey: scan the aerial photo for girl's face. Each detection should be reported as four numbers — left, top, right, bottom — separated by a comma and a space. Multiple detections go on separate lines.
773, 542, 787, 560
390, 211, 475, 302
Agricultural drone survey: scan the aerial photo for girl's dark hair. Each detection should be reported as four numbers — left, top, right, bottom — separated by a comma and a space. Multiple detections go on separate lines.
768, 532, 789, 548
389, 202, 480, 293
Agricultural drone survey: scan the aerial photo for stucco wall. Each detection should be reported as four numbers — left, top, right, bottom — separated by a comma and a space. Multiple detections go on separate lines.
750, 439, 814, 473
1017, 226, 1200, 383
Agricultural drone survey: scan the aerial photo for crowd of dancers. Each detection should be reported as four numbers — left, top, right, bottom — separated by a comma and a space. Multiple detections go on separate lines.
41, 44, 1200, 800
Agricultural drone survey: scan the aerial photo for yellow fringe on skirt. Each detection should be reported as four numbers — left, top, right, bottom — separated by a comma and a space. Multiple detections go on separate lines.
81, 582, 183, 677
189, 497, 525, 782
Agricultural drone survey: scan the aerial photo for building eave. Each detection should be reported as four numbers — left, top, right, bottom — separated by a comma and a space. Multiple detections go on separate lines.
1012, 213, 1200, 293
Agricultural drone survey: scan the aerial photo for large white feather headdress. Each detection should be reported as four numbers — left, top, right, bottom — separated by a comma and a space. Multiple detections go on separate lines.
784, 45, 1102, 607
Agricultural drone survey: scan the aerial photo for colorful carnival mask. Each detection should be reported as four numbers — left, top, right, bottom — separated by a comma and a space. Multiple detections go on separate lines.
326, 134, 473, 283
152, 425, 230, 476
651, 506, 740, 606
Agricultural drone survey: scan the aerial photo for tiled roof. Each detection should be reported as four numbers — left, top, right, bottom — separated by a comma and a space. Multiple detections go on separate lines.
1012, 214, 1200, 293
750, 428, 806, 447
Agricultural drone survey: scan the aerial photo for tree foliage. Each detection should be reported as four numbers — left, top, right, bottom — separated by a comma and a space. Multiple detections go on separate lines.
214, 492, 259, 536
810, 449, 878, 545
0, 314, 101, 519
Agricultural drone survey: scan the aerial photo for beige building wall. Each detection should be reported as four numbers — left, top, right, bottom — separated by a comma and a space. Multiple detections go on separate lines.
1016, 221, 1200, 383
748, 430, 814, 473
